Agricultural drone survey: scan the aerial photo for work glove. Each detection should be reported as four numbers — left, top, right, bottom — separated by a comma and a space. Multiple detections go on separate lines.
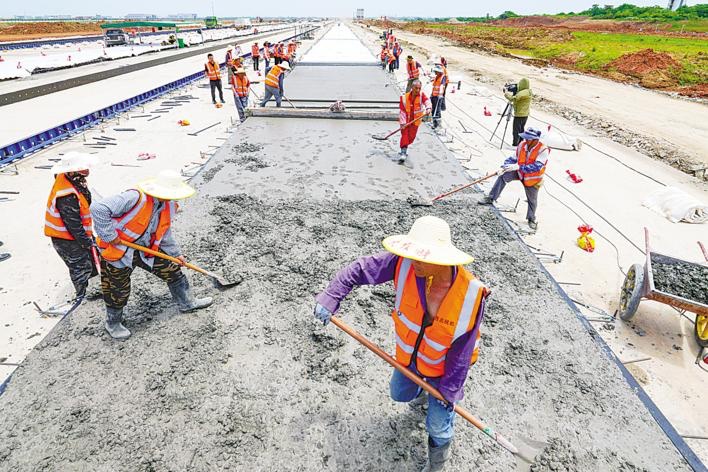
503, 163, 520, 173
496, 167, 506, 176
314, 303, 333, 326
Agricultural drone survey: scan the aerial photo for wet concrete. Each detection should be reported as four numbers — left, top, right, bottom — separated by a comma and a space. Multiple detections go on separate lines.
284, 65, 400, 102
652, 254, 708, 305
0, 23, 694, 472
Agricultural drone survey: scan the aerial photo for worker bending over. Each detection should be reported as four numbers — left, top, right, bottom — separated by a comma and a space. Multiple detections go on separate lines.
91, 170, 213, 340
479, 127, 548, 230
260, 62, 290, 108
44, 152, 98, 299
204, 53, 225, 104
231, 68, 251, 122
314, 216, 488, 472
398, 79, 431, 164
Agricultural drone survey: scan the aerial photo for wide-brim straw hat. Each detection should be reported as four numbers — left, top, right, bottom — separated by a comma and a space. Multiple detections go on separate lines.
235, 68, 246, 74
137, 170, 195, 200
382, 215, 473, 266
51, 151, 94, 174
519, 127, 542, 141
279, 61, 291, 70
227, 44, 235, 50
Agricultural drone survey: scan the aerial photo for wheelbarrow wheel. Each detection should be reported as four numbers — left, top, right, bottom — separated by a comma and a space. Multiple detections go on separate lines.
619, 263, 644, 321
695, 314, 708, 348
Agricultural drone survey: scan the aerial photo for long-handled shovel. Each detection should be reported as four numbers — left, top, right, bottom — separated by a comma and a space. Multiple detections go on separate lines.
373, 113, 430, 141
330, 316, 545, 471
120, 240, 241, 289
282, 94, 297, 109
409, 170, 499, 207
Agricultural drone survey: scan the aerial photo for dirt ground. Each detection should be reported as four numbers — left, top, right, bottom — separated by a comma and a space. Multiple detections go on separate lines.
0, 194, 692, 471
0, 22, 103, 42
493, 16, 705, 37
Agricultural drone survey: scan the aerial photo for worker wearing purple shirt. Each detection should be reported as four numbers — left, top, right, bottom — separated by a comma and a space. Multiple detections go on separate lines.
314, 215, 488, 472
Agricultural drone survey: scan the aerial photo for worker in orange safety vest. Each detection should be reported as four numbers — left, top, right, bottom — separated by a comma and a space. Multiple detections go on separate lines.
429, 65, 447, 129
479, 127, 549, 231
398, 79, 432, 163
251, 42, 260, 71
406, 55, 423, 92
44, 152, 98, 299
204, 53, 225, 104
260, 61, 290, 107
91, 170, 213, 340
314, 215, 489, 472
231, 68, 251, 121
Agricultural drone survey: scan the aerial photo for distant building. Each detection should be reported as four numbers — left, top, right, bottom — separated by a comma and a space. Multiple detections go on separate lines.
356, 8, 364, 20
167, 14, 198, 20
125, 14, 158, 20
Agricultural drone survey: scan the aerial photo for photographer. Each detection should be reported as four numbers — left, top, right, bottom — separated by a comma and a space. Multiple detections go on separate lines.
504, 78, 532, 146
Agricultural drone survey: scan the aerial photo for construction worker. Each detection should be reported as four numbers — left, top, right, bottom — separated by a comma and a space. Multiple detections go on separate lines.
231, 68, 250, 122
398, 79, 432, 164
393, 42, 403, 69
251, 42, 260, 71
387, 49, 396, 73
380, 44, 389, 69
479, 127, 548, 230
287, 40, 296, 58
225, 45, 236, 84
504, 77, 532, 146
44, 152, 98, 299
263, 41, 271, 69
387, 31, 396, 50
91, 170, 213, 340
274, 42, 283, 65
204, 53, 225, 104
430, 65, 447, 129
260, 61, 290, 108
314, 215, 488, 472
406, 55, 423, 92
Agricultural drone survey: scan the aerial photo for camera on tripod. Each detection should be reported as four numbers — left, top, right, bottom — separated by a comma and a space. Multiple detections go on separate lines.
504, 82, 518, 95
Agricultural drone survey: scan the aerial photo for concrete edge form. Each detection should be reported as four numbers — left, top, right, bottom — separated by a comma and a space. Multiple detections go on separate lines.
247, 108, 398, 121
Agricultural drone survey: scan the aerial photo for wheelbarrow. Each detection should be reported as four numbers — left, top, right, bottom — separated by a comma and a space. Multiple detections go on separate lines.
618, 228, 708, 347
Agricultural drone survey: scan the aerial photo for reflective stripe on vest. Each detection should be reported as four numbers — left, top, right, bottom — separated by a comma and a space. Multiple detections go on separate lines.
391, 257, 486, 377
431, 75, 443, 97
251, 44, 260, 57
95, 191, 176, 261
407, 61, 419, 79
206, 61, 221, 80
265, 65, 283, 88
44, 174, 93, 240
516, 141, 547, 187
234, 75, 249, 97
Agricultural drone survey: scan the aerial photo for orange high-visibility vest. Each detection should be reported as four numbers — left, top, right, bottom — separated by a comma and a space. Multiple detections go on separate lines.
263, 46, 270, 59
276, 44, 284, 57
264, 65, 284, 88
95, 191, 177, 262
380, 48, 388, 61
44, 174, 93, 240
205, 61, 221, 80
251, 44, 260, 57
287, 42, 296, 55
392, 258, 486, 377
403, 91, 425, 128
407, 60, 419, 79
431, 74, 444, 97
233, 75, 250, 97
516, 141, 547, 187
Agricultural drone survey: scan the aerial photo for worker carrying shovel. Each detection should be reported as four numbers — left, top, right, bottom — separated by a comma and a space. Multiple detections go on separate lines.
91, 170, 212, 340
314, 216, 489, 472
44, 152, 99, 300
260, 61, 290, 108
398, 79, 432, 164
479, 127, 548, 231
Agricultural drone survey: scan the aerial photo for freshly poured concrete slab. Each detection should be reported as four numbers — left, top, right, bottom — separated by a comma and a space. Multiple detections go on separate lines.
284, 65, 400, 102
192, 116, 466, 201
299, 23, 376, 64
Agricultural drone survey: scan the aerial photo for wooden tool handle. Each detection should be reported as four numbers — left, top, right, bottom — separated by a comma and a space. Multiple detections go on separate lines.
119, 240, 208, 277
329, 316, 518, 454
432, 172, 498, 202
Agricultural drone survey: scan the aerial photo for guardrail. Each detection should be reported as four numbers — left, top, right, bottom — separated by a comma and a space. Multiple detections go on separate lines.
0, 25, 320, 167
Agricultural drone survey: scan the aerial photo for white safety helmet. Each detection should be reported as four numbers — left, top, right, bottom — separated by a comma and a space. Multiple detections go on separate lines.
51, 152, 94, 174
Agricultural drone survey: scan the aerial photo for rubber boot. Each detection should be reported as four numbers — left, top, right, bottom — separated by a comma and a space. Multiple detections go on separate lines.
477, 196, 494, 205
421, 438, 452, 472
105, 307, 131, 340
528, 219, 538, 231
168, 277, 213, 313
398, 147, 408, 164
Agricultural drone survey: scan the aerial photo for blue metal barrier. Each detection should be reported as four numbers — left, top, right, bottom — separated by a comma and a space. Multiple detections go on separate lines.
0, 26, 319, 167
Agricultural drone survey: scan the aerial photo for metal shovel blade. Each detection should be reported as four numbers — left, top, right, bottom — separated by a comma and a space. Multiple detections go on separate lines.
372, 134, 388, 141
204, 269, 243, 290
513, 435, 548, 472
406, 195, 433, 207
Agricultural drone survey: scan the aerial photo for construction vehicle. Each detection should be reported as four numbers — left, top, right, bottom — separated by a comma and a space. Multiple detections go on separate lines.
205, 16, 220, 29
104, 28, 128, 47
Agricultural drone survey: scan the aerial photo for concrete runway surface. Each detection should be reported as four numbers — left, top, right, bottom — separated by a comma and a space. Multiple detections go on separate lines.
0, 23, 695, 471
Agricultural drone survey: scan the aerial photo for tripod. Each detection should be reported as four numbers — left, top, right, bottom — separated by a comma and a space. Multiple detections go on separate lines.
490, 102, 512, 149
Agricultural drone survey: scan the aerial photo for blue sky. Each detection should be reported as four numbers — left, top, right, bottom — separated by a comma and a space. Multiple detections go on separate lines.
2, 1, 668, 18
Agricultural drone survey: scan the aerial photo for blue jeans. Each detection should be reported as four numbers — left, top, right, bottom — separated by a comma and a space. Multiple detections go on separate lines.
389, 368, 456, 447
234, 94, 248, 121
260, 85, 282, 107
